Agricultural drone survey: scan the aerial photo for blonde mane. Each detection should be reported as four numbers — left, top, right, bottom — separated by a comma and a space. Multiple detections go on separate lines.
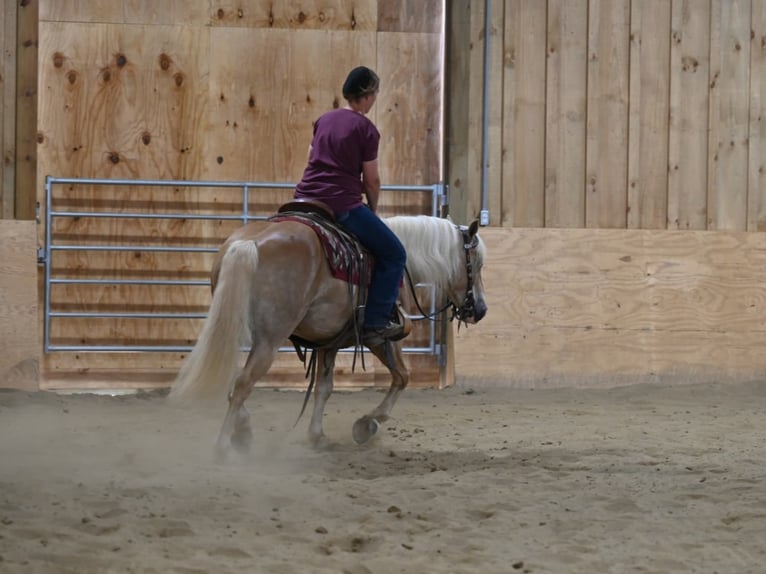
384, 215, 485, 291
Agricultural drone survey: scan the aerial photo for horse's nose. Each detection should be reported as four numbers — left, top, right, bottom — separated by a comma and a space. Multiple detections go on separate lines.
473, 300, 487, 322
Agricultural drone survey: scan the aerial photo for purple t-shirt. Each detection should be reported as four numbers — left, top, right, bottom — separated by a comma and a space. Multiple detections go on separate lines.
294, 108, 380, 215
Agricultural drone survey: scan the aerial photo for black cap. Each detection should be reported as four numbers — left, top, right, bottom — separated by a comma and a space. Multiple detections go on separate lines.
342, 66, 380, 100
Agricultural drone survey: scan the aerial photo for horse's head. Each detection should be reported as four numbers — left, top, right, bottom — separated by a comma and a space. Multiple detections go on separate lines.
448, 219, 488, 325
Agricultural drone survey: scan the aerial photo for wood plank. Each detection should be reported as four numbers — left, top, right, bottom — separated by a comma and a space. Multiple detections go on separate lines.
751, 0, 766, 230
707, 0, 751, 231
465, 0, 486, 223
124, 1, 211, 26
0, 220, 39, 391
586, 0, 630, 229
0, 0, 16, 219
668, 0, 710, 230
485, 0, 503, 226
208, 0, 376, 31
544, 0, 587, 228
627, 0, 671, 229
39, 0, 125, 23
503, 0, 545, 227
376, 31, 442, 187
444, 0, 471, 224
455, 227, 766, 388
15, 0, 37, 220
377, 0, 441, 33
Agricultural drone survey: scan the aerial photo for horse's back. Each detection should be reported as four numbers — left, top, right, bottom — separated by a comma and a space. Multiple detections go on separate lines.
212, 220, 354, 342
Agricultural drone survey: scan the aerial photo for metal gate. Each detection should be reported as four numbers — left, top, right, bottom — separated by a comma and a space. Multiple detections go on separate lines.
41, 176, 447, 359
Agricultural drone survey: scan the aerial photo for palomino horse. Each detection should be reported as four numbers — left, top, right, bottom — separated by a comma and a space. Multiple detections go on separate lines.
169, 214, 487, 459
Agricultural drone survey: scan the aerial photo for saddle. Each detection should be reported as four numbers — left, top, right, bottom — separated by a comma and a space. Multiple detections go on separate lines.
272, 199, 412, 350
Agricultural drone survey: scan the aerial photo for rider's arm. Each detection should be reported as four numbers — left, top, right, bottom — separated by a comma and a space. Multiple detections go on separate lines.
362, 159, 381, 213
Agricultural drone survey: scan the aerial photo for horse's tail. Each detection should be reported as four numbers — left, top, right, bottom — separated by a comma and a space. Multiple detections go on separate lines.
168, 239, 258, 404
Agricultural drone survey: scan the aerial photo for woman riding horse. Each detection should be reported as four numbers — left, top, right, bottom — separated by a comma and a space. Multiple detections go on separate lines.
294, 66, 406, 346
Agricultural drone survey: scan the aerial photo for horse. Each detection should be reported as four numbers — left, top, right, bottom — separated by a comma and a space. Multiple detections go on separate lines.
168, 213, 488, 460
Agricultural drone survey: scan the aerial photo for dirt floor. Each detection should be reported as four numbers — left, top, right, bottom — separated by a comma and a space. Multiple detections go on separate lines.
1, 379, 765, 574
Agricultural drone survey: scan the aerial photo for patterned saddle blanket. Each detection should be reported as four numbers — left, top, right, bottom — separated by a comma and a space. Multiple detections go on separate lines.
269, 213, 372, 286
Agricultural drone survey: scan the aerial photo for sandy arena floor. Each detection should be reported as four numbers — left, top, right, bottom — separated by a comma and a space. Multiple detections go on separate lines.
1, 379, 765, 573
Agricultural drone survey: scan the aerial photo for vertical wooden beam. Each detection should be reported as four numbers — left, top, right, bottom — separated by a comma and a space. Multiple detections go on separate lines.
444, 0, 471, 224
16, 0, 38, 221
503, 0, 545, 228
627, 0, 671, 230
750, 0, 766, 231
668, 0, 711, 230
707, 0, 751, 231
1, 0, 17, 219
586, 0, 631, 229
545, 0, 587, 228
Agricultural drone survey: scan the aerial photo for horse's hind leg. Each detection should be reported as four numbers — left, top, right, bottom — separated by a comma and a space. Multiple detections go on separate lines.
352, 341, 409, 444
215, 344, 278, 462
307, 348, 338, 448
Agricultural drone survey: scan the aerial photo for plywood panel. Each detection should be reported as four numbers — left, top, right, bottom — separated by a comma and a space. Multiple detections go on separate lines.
668, 0, 710, 230
627, 0, 671, 229
707, 0, 751, 231
544, 0, 587, 228
455, 227, 766, 388
585, 0, 630, 229
503, 0, 546, 228
751, 0, 766, 231
377, 0, 441, 33
38, 22, 210, 181
377, 31, 442, 188
0, 220, 39, 390
206, 27, 376, 183
209, 0, 376, 31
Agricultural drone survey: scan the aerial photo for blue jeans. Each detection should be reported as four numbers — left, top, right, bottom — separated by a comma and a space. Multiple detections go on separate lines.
337, 205, 406, 329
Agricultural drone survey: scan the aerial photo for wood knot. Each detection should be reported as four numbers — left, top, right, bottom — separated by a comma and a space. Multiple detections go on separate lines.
108, 152, 120, 164
237, 8, 244, 18
297, 11, 306, 23
159, 53, 172, 71
52, 52, 65, 68
66, 70, 78, 84
217, 8, 225, 19
141, 131, 151, 145
115, 53, 127, 67
216, 156, 224, 164
101, 68, 111, 82
248, 95, 255, 107
36, 132, 44, 144
332, 97, 340, 109
173, 72, 184, 87
318, 11, 325, 22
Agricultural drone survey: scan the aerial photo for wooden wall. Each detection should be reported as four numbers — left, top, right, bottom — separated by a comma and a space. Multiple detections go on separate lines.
36, 0, 445, 390
0, 0, 38, 220
447, 0, 766, 232
0, 220, 39, 390
456, 226, 766, 388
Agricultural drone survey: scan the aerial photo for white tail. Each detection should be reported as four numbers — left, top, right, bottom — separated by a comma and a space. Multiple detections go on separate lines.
168, 239, 258, 404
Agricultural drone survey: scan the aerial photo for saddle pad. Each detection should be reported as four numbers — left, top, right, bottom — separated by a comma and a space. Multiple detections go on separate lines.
270, 215, 371, 286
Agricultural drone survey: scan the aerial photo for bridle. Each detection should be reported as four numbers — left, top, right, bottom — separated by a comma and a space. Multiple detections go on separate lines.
405, 224, 480, 325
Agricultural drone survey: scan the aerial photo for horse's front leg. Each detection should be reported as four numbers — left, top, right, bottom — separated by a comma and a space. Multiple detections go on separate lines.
307, 348, 338, 448
352, 340, 409, 444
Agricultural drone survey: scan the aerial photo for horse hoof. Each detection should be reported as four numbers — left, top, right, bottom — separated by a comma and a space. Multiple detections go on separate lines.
352, 416, 379, 445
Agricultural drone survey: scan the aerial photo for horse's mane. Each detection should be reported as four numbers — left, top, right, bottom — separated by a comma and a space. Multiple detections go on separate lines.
384, 215, 485, 291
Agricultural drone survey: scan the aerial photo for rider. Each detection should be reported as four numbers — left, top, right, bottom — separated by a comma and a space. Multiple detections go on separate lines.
294, 66, 406, 344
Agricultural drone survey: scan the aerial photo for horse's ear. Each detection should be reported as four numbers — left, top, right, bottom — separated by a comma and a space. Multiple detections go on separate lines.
468, 219, 480, 237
